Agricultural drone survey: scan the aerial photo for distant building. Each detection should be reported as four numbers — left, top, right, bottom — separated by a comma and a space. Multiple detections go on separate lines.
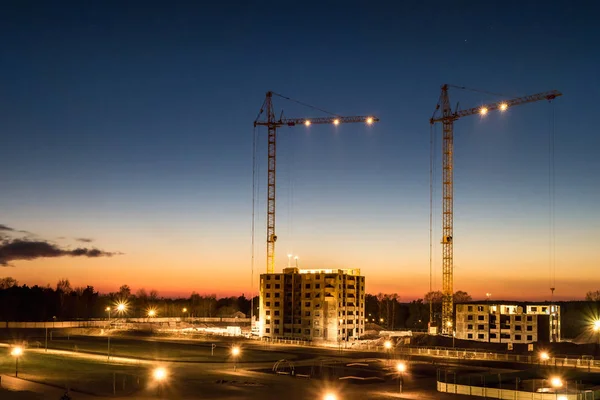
258, 267, 366, 342
455, 303, 561, 344
228, 311, 247, 319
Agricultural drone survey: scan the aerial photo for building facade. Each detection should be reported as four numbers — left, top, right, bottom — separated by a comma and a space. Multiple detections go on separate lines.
259, 267, 365, 342
455, 303, 561, 344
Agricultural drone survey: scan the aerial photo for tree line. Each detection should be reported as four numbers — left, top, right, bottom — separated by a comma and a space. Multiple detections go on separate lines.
2, 276, 597, 339
0, 276, 470, 325
364, 290, 472, 331
0, 277, 257, 321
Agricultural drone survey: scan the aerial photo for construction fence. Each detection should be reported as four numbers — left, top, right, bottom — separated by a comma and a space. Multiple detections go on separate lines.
0, 317, 250, 329
437, 381, 596, 400
396, 346, 600, 370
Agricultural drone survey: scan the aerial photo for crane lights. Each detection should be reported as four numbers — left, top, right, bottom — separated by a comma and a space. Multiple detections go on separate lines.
304, 117, 374, 127
480, 103, 508, 116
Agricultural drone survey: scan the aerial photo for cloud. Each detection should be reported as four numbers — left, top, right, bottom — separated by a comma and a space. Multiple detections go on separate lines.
0, 224, 119, 266
0, 239, 120, 266
0, 224, 32, 235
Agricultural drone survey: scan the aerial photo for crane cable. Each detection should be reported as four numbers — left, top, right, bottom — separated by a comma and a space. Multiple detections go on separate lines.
549, 102, 556, 296
272, 92, 340, 117
285, 130, 295, 263
448, 85, 512, 99
429, 123, 435, 325
289, 134, 295, 262
250, 125, 258, 324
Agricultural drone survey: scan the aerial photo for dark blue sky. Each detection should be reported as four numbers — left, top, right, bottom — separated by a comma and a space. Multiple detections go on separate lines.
1, 1, 598, 299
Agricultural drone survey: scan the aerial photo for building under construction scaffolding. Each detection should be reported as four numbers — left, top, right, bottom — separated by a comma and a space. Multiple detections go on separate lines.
258, 267, 366, 343
455, 302, 561, 344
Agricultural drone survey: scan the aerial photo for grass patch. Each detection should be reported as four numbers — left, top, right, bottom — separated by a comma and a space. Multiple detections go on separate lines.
0, 351, 148, 396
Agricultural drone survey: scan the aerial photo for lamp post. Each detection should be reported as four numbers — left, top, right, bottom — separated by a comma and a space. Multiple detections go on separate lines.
153, 367, 167, 397
446, 321, 455, 348
540, 351, 550, 368
106, 306, 111, 361
323, 393, 337, 400
396, 362, 406, 394
384, 340, 392, 365
116, 302, 127, 329
593, 320, 600, 345
231, 346, 240, 371
182, 307, 188, 322
550, 376, 563, 400
11, 346, 23, 377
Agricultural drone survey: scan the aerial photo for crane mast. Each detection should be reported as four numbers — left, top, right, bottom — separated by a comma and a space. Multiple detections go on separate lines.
255, 91, 379, 274
430, 84, 562, 335
440, 86, 454, 335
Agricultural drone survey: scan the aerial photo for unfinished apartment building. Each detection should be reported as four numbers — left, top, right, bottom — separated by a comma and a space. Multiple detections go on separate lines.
455, 303, 561, 344
259, 267, 365, 342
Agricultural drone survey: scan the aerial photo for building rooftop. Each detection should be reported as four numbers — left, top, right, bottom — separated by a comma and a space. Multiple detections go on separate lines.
456, 300, 558, 306
280, 267, 361, 276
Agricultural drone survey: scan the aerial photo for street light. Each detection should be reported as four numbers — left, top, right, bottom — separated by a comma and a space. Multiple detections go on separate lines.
540, 351, 550, 366
593, 320, 600, 345
550, 377, 563, 388
323, 393, 337, 400
383, 340, 392, 366
116, 303, 127, 313
106, 307, 112, 361
231, 346, 241, 371
153, 367, 167, 382
11, 346, 23, 377
148, 309, 157, 318
396, 362, 407, 393
153, 367, 167, 396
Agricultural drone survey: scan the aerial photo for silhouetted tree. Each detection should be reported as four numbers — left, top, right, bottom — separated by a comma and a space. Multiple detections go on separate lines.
56, 278, 72, 293
0, 277, 18, 289
453, 291, 472, 303
586, 290, 600, 301
118, 284, 131, 299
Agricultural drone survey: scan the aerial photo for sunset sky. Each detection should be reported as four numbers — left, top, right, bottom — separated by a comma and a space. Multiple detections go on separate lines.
1, 2, 598, 301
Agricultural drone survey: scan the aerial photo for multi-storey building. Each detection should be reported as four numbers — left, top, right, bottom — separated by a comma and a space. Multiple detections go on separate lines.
455, 303, 561, 344
259, 267, 365, 342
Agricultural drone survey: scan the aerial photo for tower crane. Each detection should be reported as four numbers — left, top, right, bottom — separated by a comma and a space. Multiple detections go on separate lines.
254, 91, 379, 274
430, 84, 562, 335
